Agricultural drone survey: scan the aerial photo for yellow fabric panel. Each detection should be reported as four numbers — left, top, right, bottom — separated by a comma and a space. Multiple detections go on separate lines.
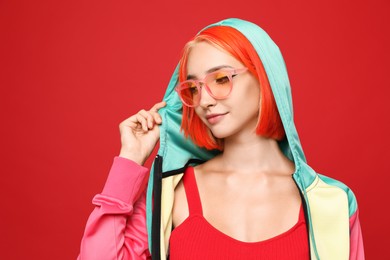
306, 176, 350, 260
160, 174, 183, 259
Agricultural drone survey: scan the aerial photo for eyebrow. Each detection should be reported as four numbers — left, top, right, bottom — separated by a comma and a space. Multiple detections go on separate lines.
186, 65, 234, 80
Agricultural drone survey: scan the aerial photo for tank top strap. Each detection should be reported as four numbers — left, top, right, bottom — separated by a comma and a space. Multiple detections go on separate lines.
182, 166, 203, 215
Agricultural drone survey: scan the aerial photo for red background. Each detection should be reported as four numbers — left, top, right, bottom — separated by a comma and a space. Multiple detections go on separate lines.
0, 0, 388, 259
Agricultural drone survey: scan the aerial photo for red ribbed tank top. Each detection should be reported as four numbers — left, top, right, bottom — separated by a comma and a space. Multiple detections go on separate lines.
169, 166, 309, 259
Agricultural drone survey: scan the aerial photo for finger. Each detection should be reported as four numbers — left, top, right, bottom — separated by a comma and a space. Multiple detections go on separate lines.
150, 101, 166, 112
151, 111, 162, 124
121, 114, 138, 129
138, 109, 154, 129
135, 114, 148, 132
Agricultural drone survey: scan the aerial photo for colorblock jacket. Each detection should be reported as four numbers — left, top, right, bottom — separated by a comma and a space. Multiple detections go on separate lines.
78, 18, 364, 260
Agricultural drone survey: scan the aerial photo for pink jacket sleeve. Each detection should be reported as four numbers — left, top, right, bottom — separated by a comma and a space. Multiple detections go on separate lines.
349, 208, 365, 260
78, 156, 151, 260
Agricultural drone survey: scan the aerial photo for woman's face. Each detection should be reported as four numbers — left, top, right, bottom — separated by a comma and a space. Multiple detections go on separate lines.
186, 41, 261, 140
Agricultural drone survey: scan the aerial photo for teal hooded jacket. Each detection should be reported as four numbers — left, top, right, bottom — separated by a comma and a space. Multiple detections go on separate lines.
145, 18, 364, 260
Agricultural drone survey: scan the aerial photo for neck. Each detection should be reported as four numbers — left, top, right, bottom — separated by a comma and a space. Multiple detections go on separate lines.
219, 133, 294, 175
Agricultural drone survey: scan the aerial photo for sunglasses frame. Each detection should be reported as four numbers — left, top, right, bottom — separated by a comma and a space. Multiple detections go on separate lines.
175, 67, 248, 107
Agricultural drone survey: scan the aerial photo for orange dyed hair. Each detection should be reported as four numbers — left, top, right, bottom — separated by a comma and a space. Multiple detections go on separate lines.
179, 26, 285, 151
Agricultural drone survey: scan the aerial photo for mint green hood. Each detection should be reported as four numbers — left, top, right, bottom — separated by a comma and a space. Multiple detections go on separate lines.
145, 18, 356, 260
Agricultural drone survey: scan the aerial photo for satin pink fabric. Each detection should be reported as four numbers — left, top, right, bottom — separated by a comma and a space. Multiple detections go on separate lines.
78, 157, 151, 260
349, 209, 365, 260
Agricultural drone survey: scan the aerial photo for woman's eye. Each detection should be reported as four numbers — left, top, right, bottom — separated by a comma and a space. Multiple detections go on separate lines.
215, 76, 229, 84
189, 86, 198, 94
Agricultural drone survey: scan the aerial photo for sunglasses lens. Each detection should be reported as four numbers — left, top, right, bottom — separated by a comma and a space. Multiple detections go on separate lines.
177, 70, 234, 107
206, 71, 232, 98
177, 82, 199, 106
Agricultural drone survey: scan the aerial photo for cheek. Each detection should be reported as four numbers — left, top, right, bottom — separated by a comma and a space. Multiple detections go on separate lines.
253, 87, 261, 111
248, 77, 261, 98
233, 79, 261, 108
194, 107, 202, 117
194, 107, 208, 124
247, 78, 261, 107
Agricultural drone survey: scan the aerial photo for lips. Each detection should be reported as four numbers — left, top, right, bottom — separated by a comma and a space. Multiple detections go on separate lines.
206, 112, 228, 119
206, 112, 228, 124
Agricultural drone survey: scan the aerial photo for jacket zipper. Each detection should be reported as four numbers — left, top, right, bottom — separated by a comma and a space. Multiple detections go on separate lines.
151, 155, 163, 260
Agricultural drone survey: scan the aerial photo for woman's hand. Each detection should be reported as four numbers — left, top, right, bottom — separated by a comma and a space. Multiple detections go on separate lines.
118, 101, 166, 165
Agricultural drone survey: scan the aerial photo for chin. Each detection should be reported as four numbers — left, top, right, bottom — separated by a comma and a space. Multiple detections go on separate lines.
209, 128, 235, 140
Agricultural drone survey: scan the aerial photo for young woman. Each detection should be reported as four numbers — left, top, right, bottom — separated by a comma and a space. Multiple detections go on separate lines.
78, 18, 364, 260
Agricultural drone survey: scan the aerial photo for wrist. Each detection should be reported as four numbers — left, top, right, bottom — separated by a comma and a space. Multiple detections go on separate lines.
119, 149, 146, 165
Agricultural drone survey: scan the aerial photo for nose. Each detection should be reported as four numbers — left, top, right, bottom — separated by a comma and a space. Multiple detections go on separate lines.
198, 84, 217, 108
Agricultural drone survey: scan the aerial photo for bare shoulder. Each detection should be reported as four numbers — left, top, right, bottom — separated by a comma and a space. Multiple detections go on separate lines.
193, 155, 223, 175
